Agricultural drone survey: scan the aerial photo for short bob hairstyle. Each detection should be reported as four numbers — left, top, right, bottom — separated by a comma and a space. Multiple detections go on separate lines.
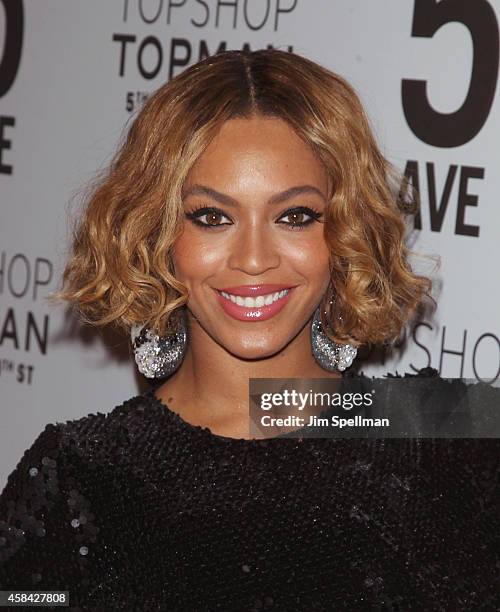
50, 49, 432, 348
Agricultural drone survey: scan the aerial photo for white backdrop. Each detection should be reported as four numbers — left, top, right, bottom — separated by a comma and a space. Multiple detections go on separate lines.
1, 0, 499, 487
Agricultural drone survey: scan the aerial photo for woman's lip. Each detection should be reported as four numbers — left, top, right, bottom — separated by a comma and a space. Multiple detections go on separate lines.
214, 287, 296, 322
216, 284, 297, 297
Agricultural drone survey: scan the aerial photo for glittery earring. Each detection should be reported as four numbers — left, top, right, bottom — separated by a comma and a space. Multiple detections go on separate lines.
310, 292, 357, 372
130, 308, 187, 378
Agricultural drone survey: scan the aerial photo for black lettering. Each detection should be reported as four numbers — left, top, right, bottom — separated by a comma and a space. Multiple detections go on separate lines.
244, 0, 270, 31
0, 0, 24, 98
198, 40, 227, 61
0, 251, 4, 293
113, 33, 137, 77
0, 116, 15, 175
16, 363, 34, 383
137, 36, 163, 79
167, 0, 187, 24
192, 0, 209, 27
409, 321, 433, 372
426, 163, 457, 232
216, 0, 238, 28
0, 308, 19, 349
439, 326, 466, 377
402, 0, 499, 147
33, 257, 53, 301
16, 363, 25, 382
123, 0, 130, 21
169, 38, 191, 80
26, 312, 48, 354
139, 0, 164, 23
472, 333, 500, 383
455, 166, 482, 237
8, 253, 30, 298
274, 0, 297, 31
401, 160, 421, 229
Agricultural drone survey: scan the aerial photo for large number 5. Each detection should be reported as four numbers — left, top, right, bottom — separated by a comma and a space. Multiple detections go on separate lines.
0, 0, 24, 98
402, 0, 499, 147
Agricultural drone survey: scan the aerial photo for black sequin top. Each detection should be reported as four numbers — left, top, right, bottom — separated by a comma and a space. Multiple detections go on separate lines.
0, 368, 499, 611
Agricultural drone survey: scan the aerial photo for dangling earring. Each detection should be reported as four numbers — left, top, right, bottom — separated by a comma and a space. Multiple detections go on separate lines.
130, 308, 187, 378
310, 292, 357, 372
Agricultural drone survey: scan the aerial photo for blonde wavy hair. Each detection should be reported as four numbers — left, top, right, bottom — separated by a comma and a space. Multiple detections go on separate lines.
49, 48, 434, 348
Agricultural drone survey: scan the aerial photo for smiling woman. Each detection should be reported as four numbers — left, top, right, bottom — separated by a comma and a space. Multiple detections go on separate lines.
49, 49, 430, 352
172, 116, 333, 367
0, 49, 498, 610
48, 48, 431, 431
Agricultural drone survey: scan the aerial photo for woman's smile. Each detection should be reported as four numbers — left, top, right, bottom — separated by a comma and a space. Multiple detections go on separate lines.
213, 285, 298, 321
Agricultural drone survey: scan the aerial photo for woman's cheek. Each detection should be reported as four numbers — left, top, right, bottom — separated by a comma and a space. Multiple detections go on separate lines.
172, 231, 225, 285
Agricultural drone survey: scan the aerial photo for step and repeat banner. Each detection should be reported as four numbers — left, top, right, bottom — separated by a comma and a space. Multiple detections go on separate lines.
1, 0, 499, 485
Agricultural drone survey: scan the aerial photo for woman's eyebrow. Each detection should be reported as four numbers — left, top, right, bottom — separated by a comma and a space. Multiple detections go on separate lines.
182, 184, 326, 206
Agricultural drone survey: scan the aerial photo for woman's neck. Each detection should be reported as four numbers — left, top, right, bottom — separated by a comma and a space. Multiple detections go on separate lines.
153, 313, 341, 438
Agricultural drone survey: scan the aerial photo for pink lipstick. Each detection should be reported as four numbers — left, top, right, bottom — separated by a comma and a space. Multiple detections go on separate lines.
214, 285, 297, 322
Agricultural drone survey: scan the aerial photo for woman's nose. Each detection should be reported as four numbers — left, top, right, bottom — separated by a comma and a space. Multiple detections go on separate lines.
226, 221, 280, 275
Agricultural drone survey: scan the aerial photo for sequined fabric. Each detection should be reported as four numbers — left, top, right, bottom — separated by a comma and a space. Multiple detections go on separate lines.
0, 368, 498, 611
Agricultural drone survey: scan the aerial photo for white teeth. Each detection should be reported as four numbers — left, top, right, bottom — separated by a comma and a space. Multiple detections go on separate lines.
220, 289, 291, 308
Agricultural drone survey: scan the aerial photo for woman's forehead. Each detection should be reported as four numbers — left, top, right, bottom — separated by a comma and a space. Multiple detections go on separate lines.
184, 116, 329, 195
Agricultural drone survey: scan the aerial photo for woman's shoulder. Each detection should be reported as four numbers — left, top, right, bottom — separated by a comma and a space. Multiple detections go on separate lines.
48, 387, 161, 436
1, 389, 164, 498
0, 390, 157, 597
40, 387, 169, 460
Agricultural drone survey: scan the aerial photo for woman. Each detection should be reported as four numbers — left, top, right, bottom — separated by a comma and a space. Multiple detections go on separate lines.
0, 49, 498, 610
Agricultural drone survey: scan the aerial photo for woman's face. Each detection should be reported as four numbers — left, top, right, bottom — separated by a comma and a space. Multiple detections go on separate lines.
172, 115, 332, 360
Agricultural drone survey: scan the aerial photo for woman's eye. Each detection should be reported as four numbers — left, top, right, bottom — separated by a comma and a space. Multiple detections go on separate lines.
277, 207, 322, 229
185, 207, 232, 228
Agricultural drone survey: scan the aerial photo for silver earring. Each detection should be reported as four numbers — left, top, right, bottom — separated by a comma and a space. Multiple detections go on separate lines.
311, 297, 357, 372
130, 309, 187, 378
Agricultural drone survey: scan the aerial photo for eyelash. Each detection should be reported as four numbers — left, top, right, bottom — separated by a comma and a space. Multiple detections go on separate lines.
185, 206, 323, 231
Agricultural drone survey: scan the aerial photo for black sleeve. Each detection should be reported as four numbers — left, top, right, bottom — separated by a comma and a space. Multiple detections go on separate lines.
0, 422, 100, 605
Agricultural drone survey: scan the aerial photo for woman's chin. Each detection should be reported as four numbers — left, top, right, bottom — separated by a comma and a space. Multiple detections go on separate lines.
222, 342, 288, 363
212, 324, 305, 362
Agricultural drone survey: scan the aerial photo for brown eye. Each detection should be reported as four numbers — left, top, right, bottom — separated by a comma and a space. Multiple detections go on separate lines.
277, 207, 322, 229
206, 211, 223, 226
289, 211, 305, 225
185, 206, 232, 229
